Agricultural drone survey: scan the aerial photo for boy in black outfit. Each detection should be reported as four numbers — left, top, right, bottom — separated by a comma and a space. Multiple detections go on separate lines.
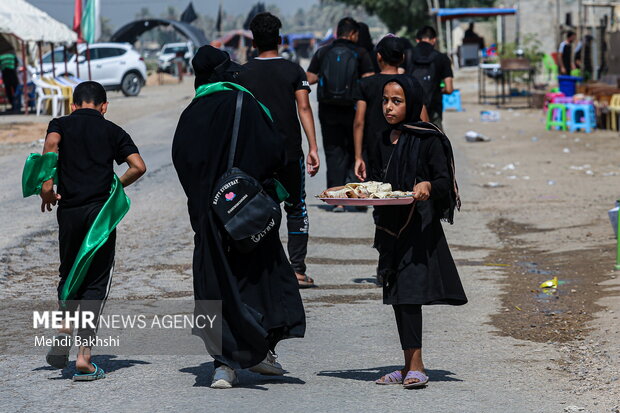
237, 12, 320, 288
39, 81, 146, 380
307, 17, 375, 213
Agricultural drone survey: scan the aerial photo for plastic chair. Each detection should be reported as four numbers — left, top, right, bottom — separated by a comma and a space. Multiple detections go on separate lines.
544, 92, 564, 112
542, 54, 558, 81
608, 94, 620, 131
567, 103, 596, 133
33, 77, 65, 117
546, 103, 567, 131
442, 90, 463, 112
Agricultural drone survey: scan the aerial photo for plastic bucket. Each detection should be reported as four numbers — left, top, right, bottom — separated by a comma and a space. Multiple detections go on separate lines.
557, 75, 582, 97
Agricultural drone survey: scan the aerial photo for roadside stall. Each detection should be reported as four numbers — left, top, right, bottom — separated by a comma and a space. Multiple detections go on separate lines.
0, 0, 77, 115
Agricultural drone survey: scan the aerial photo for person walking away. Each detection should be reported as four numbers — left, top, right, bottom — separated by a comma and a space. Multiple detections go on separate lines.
172, 45, 306, 389
0, 50, 19, 112
306, 17, 375, 213
575, 34, 593, 80
24, 81, 146, 381
353, 35, 429, 182
558, 31, 577, 75
357, 22, 380, 74
237, 12, 320, 289
408, 26, 454, 131
369, 76, 467, 388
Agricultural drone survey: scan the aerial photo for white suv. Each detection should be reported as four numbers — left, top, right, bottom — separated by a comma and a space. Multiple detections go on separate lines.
40, 43, 147, 96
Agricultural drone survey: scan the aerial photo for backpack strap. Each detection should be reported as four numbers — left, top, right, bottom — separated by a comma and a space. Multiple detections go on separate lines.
227, 91, 244, 169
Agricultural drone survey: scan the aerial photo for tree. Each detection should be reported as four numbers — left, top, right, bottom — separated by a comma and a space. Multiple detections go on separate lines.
336, 0, 496, 37
99, 17, 114, 42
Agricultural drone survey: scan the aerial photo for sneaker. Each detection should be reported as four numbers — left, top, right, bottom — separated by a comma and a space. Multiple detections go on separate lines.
210, 365, 238, 389
249, 350, 285, 376
332, 205, 345, 213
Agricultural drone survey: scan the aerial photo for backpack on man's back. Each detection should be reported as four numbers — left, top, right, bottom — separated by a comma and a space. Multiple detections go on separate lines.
407, 47, 439, 108
317, 43, 359, 105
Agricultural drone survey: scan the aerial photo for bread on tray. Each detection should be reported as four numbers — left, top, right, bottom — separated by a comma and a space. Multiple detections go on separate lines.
319, 181, 413, 199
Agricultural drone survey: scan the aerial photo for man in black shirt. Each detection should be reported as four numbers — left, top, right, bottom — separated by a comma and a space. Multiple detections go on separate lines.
411, 26, 454, 131
237, 12, 320, 288
307, 17, 375, 212
558, 31, 576, 75
40, 81, 146, 378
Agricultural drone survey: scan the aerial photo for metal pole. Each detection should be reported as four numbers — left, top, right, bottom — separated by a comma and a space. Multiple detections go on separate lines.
63, 45, 68, 74
75, 43, 80, 79
51, 42, 55, 77
37, 41, 43, 77
615, 200, 620, 270
432, 0, 444, 52
20, 39, 29, 115
86, 43, 92, 81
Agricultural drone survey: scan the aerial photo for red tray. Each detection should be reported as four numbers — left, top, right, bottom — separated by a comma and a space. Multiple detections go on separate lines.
318, 197, 415, 206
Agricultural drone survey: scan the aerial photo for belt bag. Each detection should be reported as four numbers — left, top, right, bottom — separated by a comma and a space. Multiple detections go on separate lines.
211, 91, 282, 253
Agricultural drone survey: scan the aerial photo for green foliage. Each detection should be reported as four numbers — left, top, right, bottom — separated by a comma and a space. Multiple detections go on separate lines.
499, 34, 544, 65
336, 0, 496, 38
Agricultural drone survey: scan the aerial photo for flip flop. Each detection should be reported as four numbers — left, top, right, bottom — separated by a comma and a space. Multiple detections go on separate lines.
403, 370, 429, 389
46, 333, 72, 369
72, 362, 106, 382
297, 274, 316, 289
375, 370, 403, 385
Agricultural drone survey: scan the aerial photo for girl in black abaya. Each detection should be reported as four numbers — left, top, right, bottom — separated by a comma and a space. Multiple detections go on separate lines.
171, 46, 305, 389
369, 76, 467, 388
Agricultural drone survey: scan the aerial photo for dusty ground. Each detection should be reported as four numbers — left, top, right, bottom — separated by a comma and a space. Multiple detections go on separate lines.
0, 122, 47, 144
1, 72, 620, 411
446, 68, 620, 406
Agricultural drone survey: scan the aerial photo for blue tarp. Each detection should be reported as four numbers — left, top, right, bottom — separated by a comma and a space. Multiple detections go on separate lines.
432, 8, 517, 20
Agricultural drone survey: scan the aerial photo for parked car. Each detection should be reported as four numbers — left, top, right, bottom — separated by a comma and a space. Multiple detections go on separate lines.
157, 42, 194, 73
40, 43, 147, 97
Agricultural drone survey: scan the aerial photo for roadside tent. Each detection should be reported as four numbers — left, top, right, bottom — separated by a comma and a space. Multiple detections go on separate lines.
0, 0, 77, 45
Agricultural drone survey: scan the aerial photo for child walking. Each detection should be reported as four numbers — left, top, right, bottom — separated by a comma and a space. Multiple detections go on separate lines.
367, 76, 467, 388
23, 81, 146, 381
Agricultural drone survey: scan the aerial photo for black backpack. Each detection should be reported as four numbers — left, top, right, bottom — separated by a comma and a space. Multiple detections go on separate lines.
211, 91, 282, 253
317, 43, 359, 105
408, 47, 439, 108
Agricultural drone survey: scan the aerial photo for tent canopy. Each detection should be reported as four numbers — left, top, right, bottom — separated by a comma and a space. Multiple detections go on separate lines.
431, 7, 517, 21
0, 0, 77, 44
111, 19, 209, 47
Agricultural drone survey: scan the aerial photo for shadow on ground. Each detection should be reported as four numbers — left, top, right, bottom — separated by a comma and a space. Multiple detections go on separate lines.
318, 366, 462, 383
180, 362, 306, 390
33, 355, 150, 380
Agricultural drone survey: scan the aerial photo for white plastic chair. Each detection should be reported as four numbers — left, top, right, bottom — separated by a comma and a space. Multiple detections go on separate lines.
33, 77, 65, 117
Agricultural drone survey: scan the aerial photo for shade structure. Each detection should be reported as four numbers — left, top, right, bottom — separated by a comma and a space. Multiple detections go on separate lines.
431, 8, 517, 21
111, 18, 209, 47
0, 0, 77, 44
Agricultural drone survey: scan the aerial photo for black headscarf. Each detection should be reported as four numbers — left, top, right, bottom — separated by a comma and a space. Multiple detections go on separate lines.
380, 74, 460, 225
382, 75, 424, 128
192, 45, 245, 88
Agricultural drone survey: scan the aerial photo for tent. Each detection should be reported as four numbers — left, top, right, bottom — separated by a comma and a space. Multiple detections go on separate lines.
0, 0, 77, 44
430, 7, 518, 59
111, 19, 209, 48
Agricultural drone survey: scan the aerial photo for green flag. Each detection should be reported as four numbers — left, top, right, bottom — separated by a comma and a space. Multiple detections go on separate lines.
81, 0, 100, 43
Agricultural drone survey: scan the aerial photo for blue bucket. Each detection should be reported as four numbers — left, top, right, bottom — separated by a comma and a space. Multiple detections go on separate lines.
557, 75, 582, 97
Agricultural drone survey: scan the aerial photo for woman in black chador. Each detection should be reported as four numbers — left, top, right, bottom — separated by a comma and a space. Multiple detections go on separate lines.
365, 76, 467, 388
172, 46, 305, 389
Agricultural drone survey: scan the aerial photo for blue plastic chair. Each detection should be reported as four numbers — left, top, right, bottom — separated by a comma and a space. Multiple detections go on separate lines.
567, 103, 596, 133
443, 90, 463, 112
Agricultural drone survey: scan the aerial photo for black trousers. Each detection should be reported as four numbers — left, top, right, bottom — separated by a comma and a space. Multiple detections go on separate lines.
276, 155, 309, 275
393, 304, 422, 350
319, 106, 357, 189
57, 202, 116, 344
2, 68, 18, 110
